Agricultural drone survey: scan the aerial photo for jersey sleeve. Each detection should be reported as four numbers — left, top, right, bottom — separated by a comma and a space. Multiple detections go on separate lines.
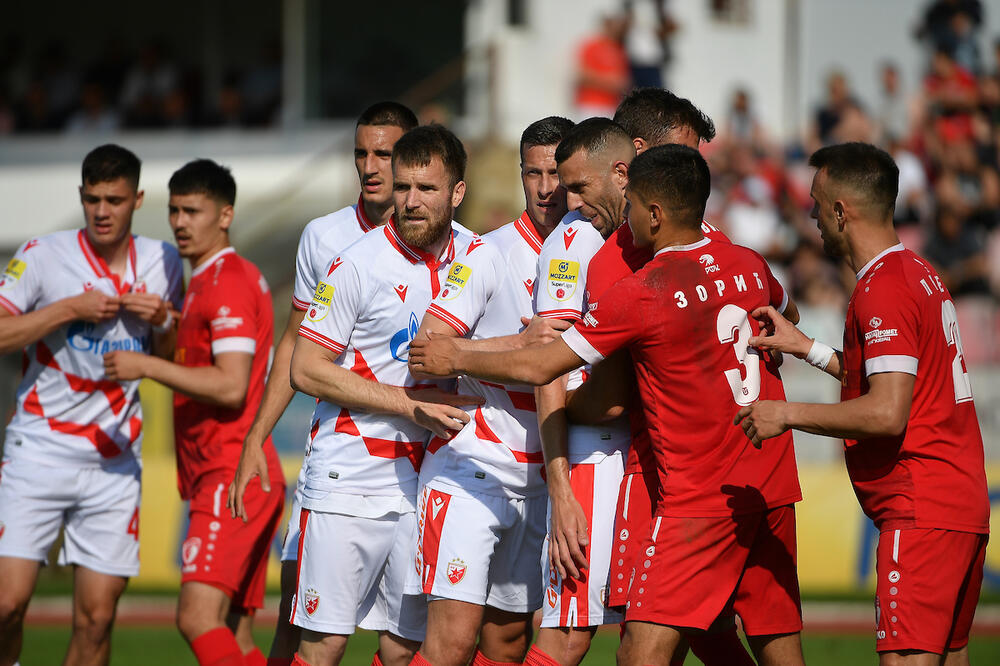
162, 245, 185, 311
292, 222, 320, 311
560, 277, 643, 365
0, 239, 44, 315
426, 241, 502, 336
297, 255, 363, 356
760, 255, 789, 314
852, 274, 920, 377
202, 267, 260, 356
533, 224, 596, 321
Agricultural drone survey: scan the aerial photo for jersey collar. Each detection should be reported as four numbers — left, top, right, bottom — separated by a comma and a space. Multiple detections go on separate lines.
191, 246, 237, 278
514, 211, 544, 255
77, 229, 137, 295
384, 218, 456, 269
355, 195, 378, 232
856, 243, 904, 280
653, 236, 711, 257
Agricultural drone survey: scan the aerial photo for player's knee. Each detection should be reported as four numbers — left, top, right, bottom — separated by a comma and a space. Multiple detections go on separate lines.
0, 595, 28, 631
426, 635, 477, 666
72, 604, 115, 644
175, 605, 208, 642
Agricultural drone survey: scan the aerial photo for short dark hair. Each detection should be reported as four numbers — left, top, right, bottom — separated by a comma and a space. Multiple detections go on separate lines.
519, 116, 575, 163
392, 124, 467, 186
357, 101, 418, 132
809, 142, 898, 218
613, 88, 716, 145
554, 117, 632, 165
81, 144, 141, 190
627, 144, 711, 229
168, 159, 237, 206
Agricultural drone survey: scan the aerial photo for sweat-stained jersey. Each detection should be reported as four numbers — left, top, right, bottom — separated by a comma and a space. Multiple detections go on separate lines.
296, 221, 476, 513
840, 244, 988, 534
562, 238, 801, 517
421, 212, 549, 498
0, 230, 183, 467
173, 247, 282, 500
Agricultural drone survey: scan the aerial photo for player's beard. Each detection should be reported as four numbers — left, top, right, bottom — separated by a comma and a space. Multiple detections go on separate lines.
397, 209, 453, 249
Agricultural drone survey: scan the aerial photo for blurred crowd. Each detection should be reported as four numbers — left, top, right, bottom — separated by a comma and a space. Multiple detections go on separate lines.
0, 38, 282, 134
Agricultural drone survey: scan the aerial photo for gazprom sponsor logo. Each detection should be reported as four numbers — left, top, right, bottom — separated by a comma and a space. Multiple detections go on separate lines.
67, 322, 149, 355
390, 312, 420, 362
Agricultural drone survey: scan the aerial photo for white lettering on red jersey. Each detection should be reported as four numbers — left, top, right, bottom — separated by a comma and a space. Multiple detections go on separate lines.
841, 244, 988, 533
422, 212, 551, 498
173, 247, 282, 500
297, 221, 476, 507
0, 230, 183, 466
561, 238, 801, 517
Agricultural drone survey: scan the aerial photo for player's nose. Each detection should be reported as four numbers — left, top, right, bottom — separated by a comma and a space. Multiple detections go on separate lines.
566, 192, 584, 212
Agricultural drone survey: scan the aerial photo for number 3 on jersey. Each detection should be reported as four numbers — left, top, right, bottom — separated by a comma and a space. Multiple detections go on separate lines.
716, 304, 761, 406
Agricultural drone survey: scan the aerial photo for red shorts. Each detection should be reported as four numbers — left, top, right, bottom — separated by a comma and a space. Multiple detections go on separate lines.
181, 472, 285, 611
625, 504, 801, 635
607, 470, 657, 608
875, 528, 987, 654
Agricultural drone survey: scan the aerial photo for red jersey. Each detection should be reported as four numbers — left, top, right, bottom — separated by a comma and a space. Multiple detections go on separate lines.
173, 247, 282, 500
584, 222, 745, 477
563, 238, 801, 517
841, 244, 988, 534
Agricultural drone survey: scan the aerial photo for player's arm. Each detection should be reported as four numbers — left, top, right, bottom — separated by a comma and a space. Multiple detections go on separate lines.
289, 335, 481, 440
104, 349, 253, 409
0, 290, 121, 355
228, 306, 304, 520
442, 315, 570, 353
564, 347, 632, 425
734, 371, 913, 446
748, 305, 844, 380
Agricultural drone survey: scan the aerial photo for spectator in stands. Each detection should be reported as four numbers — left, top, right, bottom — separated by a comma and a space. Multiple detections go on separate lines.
573, 13, 631, 119
242, 40, 282, 126
924, 205, 991, 297
724, 87, 765, 149
65, 78, 121, 134
120, 42, 178, 128
935, 137, 1000, 229
623, 0, 674, 89
876, 63, 912, 144
808, 71, 870, 150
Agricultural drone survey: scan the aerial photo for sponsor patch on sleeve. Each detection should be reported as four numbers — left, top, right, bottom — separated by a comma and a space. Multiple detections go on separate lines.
439, 262, 471, 301
1, 258, 26, 287
306, 281, 334, 322
547, 259, 579, 302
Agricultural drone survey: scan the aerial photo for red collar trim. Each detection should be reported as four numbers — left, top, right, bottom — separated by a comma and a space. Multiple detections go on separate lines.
77, 230, 136, 295
514, 211, 544, 255
355, 195, 378, 232
383, 218, 456, 269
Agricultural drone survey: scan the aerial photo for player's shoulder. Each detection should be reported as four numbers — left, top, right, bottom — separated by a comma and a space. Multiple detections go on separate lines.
132, 234, 181, 266
857, 246, 918, 292
700, 219, 730, 243
451, 219, 476, 238
540, 212, 601, 255
26, 229, 77, 255
302, 204, 366, 247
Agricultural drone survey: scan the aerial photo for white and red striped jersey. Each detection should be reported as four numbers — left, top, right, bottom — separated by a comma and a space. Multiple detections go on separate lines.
0, 230, 183, 467
291, 197, 380, 313
297, 221, 476, 508
421, 212, 550, 498
533, 213, 630, 463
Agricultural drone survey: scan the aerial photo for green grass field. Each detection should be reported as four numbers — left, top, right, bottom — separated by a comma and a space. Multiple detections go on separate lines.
19, 626, 1000, 665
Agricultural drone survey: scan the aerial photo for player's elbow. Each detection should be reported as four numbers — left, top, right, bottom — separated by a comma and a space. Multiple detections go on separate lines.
217, 384, 248, 410
873, 403, 908, 437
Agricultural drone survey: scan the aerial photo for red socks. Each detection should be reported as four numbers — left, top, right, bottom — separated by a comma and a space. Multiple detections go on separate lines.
409, 652, 433, 665
523, 645, 562, 665
470, 649, 520, 666
687, 626, 755, 666
243, 647, 267, 666
190, 627, 245, 666
372, 651, 385, 666
291, 653, 312, 666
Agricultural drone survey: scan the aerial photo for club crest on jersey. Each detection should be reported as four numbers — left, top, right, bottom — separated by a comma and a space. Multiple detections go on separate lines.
133, 280, 147, 294
699, 254, 720, 274
439, 263, 471, 301
869, 316, 882, 329
306, 282, 334, 323
547, 259, 579, 302
447, 558, 467, 585
390, 312, 420, 362
304, 588, 320, 616
0, 258, 26, 289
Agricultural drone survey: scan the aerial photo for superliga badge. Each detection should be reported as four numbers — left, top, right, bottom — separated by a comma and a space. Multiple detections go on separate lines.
439, 262, 472, 301
547, 259, 579, 302
307, 282, 334, 322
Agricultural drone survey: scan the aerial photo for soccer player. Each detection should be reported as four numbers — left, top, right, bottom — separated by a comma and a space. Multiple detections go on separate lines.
226, 101, 419, 665
287, 124, 481, 666
410, 145, 806, 666
406, 116, 575, 666
103, 159, 284, 666
0, 144, 183, 666
735, 142, 990, 665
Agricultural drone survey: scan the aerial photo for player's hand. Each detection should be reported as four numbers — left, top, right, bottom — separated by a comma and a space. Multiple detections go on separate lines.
748, 306, 811, 359
406, 388, 484, 439
228, 439, 271, 522
408, 332, 461, 378
547, 484, 590, 581
519, 315, 570, 348
70, 290, 121, 323
121, 292, 169, 326
103, 350, 148, 381
734, 400, 789, 448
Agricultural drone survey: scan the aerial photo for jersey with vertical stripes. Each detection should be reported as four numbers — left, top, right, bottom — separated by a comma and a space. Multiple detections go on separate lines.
841, 244, 988, 533
422, 213, 549, 498
297, 221, 475, 505
0, 230, 183, 467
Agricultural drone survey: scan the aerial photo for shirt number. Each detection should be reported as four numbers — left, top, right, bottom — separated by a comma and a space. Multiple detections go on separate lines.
716, 304, 761, 406
941, 299, 972, 403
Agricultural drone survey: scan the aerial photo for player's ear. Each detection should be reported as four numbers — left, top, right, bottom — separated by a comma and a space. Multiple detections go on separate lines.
633, 137, 647, 155
649, 202, 663, 234
612, 161, 629, 190
218, 204, 235, 231
451, 180, 466, 209
133, 189, 144, 211
833, 200, 846, 230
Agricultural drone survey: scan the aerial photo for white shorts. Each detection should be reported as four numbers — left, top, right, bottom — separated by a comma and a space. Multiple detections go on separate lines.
409, 482, 547, 613
0, 454, 141, 577
291, 508, 426, 640
541, 453, 624, 628
280, 483, 303, 562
